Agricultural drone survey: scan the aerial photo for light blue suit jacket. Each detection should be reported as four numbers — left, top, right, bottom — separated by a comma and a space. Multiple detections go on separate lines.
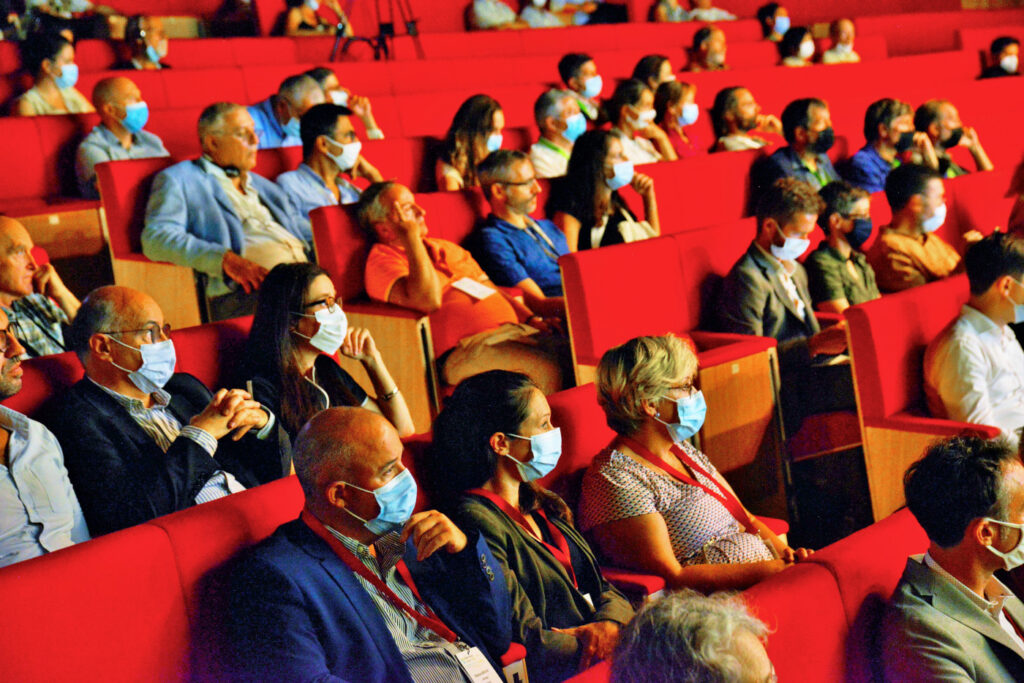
141, 159, 311, 291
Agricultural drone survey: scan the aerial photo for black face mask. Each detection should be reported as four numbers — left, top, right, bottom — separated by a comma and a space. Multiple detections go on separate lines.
812, 127, 836, 154
941, 127, 963, 150
847, 217, 873, 250
895, 131, 915, 154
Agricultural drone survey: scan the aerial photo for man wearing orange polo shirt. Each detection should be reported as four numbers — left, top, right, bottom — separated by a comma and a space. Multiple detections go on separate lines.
359, 181, 564, 394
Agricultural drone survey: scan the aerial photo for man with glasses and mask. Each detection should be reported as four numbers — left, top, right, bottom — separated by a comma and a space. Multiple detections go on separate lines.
883, 436, 1024, 681
276, 103, 383, 220
844, 97, 938, 194
247, 73, 325, 150
914, 99, 994, 179
142, 102, 310, 321
226, 406, 512, 682
40, 285, 289, 536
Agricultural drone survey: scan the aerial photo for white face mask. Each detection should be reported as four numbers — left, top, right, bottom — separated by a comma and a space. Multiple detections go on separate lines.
629, 108, 657, 129
921, 202, 947, 233
984, 517, 1024, 570
1002, 55, 1019, 73
293, 304, 348, 356
798, 40, 815, 60
323, 137, 362, 172
329, 89, 350, 106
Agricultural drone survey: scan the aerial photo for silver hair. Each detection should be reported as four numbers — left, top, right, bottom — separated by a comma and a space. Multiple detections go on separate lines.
533, 88, 572, 128
355, 180, 399, 236
611, 590, 771, 683
279, 74, 322, 105
197, 101, 243, 142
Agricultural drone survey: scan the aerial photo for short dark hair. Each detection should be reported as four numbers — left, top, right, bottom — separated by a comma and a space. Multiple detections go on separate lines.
964, 232, 1024, 295
756, 3, 782, 36
817, 180, 868, 230
913, 99, 948, 133
606, 79, 650, 126
68, 286, 127, 364
781, 97, 827, 144
355, 180, 398, 239
477, 149, 529, 200
631, 54, 669, 86
710, 86, 745, 138
862, 97, 912, 142
303, 66, 334, 89
884, 163, 940, 212
778, 26, 809, 59
123, 14, 147, 44
756, 178, 825, 229
558, 52, 593, 85
299, 102, 352, 159
692, 26, 715, 52
21, 31, 72, 76
991, 36, 1020, 57
654, 80, 687, 125
904, 436, 1019, 548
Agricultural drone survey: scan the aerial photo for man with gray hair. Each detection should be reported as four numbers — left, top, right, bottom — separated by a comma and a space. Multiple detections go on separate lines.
611, 589, 774, 682
529, 88, 585, 179
225, 406, 512, 681
247, 73, 326, 149
142, 102, 310, 320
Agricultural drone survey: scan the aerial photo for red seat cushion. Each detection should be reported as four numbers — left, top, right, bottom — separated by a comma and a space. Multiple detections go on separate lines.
171, 316, 253, 389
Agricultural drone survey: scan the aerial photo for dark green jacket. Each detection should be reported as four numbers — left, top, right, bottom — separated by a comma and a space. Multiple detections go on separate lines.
455, 495, 634, 683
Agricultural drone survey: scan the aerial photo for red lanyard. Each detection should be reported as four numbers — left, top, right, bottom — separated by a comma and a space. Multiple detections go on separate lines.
301, 510, 459, 643
616, 436, 755, 529
466, 488, 579, 588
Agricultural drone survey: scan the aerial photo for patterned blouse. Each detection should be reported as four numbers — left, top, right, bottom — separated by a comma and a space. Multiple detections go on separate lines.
578, 442, 774, 565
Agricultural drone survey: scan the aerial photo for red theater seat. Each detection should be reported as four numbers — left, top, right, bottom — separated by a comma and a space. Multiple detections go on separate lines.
231, 37, 300, 66
96, 157, 176, 259
4, 351, 83, 419
163, 38, 236, 70
163, 67, 248, 109
146, 106, 203, 158
74, 39, 121, 72
171, 316, 254, 390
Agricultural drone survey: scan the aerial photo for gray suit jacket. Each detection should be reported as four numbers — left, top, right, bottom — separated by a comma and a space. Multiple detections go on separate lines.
881, 556, 1024, 682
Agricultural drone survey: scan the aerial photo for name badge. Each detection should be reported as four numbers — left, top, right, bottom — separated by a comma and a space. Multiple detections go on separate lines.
451, 277, 497, 300
454, 642, 504, 683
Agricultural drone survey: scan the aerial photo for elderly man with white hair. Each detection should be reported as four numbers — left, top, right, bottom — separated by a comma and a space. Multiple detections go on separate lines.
529, 88, 586, 179
247, 73, 326, 149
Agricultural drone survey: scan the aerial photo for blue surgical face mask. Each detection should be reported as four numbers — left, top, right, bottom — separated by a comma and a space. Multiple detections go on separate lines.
283, 116, 302, 140
145, 44, 162, 64
1008, 278, 1024, 325
847, 217, 873, 250
109, 337, 177, 394
582, 74, 603, 99
505, 427, 562, 481
606, 160, 634, 191
323, 137, 362, 172
562, 112, 586, 144
121, 101, 149, 134
921, 202, 946, 234
773, 15, 790, 35
677, 102, 700, 127
54, 62, 79, 90
342, 468, 418, 536
486, 133, 503, 153
654, 391, 707, 444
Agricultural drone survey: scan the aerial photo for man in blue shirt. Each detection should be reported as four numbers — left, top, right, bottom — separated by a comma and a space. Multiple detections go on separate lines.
472, 150, 569, 319
843, 97, 938, 194
757, 97, 839, 195
247, 73, 325, 150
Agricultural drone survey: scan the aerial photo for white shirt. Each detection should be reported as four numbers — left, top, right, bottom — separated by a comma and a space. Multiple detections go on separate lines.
754, 242, 807, 322
822, 47, 861, 64
473, 0, 517, 28
924, 305, 1024, 447
520, 6, 563, 27
717, 134, 768, 151
686, 7, 736, 21
529, 138, 571, 178
612, 128, 662, 165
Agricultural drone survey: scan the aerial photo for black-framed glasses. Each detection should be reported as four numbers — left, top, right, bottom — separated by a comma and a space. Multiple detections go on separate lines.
100, 322, 171, 344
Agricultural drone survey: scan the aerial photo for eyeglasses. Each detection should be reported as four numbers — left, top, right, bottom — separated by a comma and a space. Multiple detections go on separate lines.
100, 322, 171, 344
292, 296, 339, 317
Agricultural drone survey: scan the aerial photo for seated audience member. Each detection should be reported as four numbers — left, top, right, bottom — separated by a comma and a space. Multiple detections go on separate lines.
279, 0, 353, 36
631, 54, 676, 93
15, 32, 92, 116
0, 217, 79, 358
844, 97, 937, 194
550, 129, 660, 251
42, 286, 288, 537
711, 86, 783, 152
474, 151, 569, 318
882, 436, 1024, 681
471, 0, 529, 29
226, 407, 512, 682
244, 262, 414, 451
924, 235, 1024, 446
429, 371, 635, 681
117, 15, 170, 70
558, 52, 603, 122
779, 26, 815, 67
653, 0, 687, 22
756, 2, 789, 41
276, 103, 382, 218
655, 81, 705, 159
758, 97, 839, 192
0, 309, 89, 569
247, 74, 326, 149
981, 36, 1020, 78
75, 76, 169, 199
716, 178, 852, 433
822, 18, 859, 64
805, 181, 879, 313
612, 590, 774, 683
436, 94, 505, 190
686, 26, 728, 72
304, 66, 385, 139
359, 181, 565, 394
914, 99, 993, 178
520, 0, 564, 28
608, 79, 675, 164
142, 103, 310, 321
685, 0, 736, 22
579, 334, 809, 591
868, 163, 966, 293
530, 89, 585, 179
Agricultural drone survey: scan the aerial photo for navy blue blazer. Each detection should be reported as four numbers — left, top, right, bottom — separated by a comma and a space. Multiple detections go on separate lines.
226, 518, 512, 683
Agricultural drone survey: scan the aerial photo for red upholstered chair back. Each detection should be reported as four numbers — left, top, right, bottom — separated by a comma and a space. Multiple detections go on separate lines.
845, 275, 970, 421
560, 234, 689, 367
400, 434, 435, 512
947, 168, 1016, 243
310, 204, 367, 303
253, 144, 304, 181
96, 156, 176, 258
35, 113, 100, 198
0, 524, 191, 682
162, 38, 235, 70
171, 316, 253, 390
146, 106, 203, 158
4, 351, 83, 419
162, 68, 248, 109
418, 189, 489, 245
673, 219, 759, 331
541, 383, 617, 510
231, 37, 299, 67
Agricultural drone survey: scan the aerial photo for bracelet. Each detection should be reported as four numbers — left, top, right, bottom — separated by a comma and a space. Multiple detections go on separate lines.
380, 387, 400, 401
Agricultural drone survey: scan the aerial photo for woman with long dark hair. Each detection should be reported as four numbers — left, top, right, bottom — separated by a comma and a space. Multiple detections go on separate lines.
15, 31, 93, 116
548, 129, 660, 252
243, 263, 414, 450
606, 78, 675, 163
436, 93, 505, 190
427, 370, 634, 682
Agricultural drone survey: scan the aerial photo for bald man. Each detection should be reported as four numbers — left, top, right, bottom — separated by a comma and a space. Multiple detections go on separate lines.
227, 407, 511, 683
39, 285, 290, 535
247, 73, 326, 149
0, 216, 79, 358
76, 75, 169, 198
